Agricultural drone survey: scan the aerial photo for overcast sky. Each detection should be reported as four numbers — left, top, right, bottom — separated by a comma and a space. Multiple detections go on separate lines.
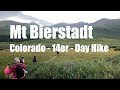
0, 11, 120, 24
22, 11, 120, 23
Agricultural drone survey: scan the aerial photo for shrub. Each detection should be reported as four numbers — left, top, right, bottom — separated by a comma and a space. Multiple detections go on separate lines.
26, 55, 120, 79
114, 46, 120, 51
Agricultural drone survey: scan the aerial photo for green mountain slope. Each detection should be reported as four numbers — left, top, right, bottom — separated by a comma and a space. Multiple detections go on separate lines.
0, 20, 38, 41
52, 18, 120, 39
0, 18, 120, 41
91, 18, 120, 39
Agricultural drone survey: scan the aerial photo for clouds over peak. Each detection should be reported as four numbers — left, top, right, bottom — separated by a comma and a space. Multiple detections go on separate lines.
0, 11, 52, 25
0, 11, 21, 18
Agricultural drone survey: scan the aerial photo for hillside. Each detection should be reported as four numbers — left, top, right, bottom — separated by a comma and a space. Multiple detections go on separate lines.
51, 18, 120, 39
0, 20, 39, 41
91, 18, 120, 39
0, 18, 120, 41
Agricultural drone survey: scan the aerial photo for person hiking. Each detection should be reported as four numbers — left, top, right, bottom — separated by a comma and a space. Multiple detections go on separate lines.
20, 57, 28, 74
4, 64, 12, 79
20, 57, 25, 63
32, 56, 37, 63
57, 51, 59, 55
11, 57, 26, 79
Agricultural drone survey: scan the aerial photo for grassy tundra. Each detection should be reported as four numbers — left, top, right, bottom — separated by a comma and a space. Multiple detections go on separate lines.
0, 19, 120, 79
0, 48, 120, 79
0, 38, 120, 79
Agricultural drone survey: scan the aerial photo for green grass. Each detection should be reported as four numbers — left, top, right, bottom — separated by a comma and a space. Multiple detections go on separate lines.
0, 38, 120, 49
114, 46, 120, 51
0, 38, 120, 79
26, 56, 120, 79
0, 48, 120, 79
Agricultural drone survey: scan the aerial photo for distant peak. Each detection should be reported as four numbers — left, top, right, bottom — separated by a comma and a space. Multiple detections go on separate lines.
58, 22, 68, 24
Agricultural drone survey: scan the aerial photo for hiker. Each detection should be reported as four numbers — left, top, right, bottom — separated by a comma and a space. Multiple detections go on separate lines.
4, 64, 12, 79
20, 57, 25, 63
11, 57, 26, 79
57, 51, 59, 55
33, 56, 37, 63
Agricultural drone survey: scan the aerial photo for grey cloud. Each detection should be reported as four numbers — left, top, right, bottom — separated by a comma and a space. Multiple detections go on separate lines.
0, 11, 21, 18
0, 11, 52, 25
18, 14, 52, 25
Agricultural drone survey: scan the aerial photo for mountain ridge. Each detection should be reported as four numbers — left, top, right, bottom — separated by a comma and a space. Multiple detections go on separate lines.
0, 18, 120, 41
